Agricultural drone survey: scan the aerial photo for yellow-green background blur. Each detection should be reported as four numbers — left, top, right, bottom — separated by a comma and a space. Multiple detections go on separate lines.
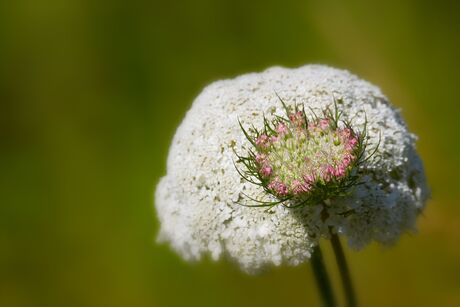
1, 0, 459, 306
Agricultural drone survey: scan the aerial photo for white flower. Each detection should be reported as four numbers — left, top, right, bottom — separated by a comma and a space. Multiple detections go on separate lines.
155, 65, 429, 273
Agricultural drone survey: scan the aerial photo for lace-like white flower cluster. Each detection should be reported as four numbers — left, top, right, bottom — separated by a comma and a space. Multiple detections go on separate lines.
155, 65, 429, 273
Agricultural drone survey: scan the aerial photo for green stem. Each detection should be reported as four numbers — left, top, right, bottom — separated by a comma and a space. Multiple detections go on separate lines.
330, 232, 357, 307
311, 244, 336, 307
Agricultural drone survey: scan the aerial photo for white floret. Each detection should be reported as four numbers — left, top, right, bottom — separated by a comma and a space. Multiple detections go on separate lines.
155, 65, 429, 273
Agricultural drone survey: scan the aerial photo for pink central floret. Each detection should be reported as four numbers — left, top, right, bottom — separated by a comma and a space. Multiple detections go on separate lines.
276, 122, 289, 136
292, 179, 312, 194
342, 153, 353, 167
255, 134, 269, 147
322, 164, 336, 182
303, 174, 315, 183
340, 128, 352, 138
270, 135, 280, 143
268, 178, 289, 196
251, 113, 361, 198
334, 165, 346, 178
260, 165, 273, 177
346, 137, 358, 150
319, 119, 330, 129
288, 111, 305, 127
255, 153, 267, 164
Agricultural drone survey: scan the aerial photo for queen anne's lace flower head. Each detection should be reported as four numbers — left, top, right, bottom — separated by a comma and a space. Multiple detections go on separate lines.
155, 65, 429, 273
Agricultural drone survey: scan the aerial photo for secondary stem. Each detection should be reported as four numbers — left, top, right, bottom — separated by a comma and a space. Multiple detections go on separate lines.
330, 231, 357, 307
311, 244, 336, 307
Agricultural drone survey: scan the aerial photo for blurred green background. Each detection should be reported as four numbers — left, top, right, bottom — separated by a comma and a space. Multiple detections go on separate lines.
1, 0, 459, 306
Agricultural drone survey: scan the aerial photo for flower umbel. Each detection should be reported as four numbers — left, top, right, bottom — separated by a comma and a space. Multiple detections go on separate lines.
155, 65, 429, 273
236, 97, 374, 208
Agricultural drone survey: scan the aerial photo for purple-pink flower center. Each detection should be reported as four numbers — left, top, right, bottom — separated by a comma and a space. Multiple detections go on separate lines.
254, 112, 359, 198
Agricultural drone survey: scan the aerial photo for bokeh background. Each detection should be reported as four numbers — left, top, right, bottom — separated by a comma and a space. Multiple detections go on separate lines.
1, 0, 459, 306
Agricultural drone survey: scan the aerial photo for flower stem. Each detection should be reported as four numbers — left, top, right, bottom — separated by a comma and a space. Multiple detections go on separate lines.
311, 244, 336, 307
330, 231, 357, 307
